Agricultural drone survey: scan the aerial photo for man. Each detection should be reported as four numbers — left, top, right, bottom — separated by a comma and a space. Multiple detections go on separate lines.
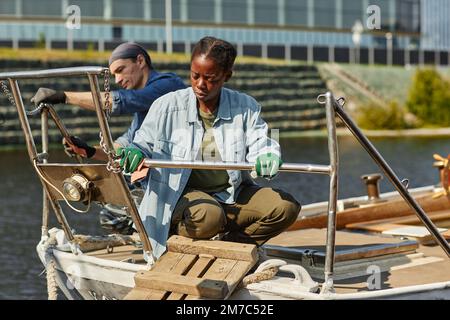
31, 42, 186, 160
31, 42, 186, 234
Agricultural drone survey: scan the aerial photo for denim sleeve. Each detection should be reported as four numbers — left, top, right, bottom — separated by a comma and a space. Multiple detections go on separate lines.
130, 102, 163, 160
114, 126, 133, 148
245, 101, 281, 163
111, 78, 184, 115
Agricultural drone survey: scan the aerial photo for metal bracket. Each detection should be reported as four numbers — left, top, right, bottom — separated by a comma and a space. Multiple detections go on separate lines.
301, 249, 317, 267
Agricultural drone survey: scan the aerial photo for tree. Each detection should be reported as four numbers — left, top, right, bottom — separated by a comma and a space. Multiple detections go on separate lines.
407, 69, 450, 126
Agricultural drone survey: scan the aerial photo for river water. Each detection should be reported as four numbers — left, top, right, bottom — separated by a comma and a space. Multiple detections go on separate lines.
0, 135, 449, 299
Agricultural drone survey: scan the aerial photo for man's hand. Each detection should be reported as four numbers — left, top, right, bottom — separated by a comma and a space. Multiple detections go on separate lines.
63, 136, 96, 158
31, 88, 66, 106
255, 153, 283, 180
117, 147, 144, 173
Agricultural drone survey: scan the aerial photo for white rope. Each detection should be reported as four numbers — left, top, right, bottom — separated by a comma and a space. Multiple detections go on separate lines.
46, 259, 58, 300
41, 233, 59, 300
33, 160, 92, 213
242, 259, 287, 285
242, 266, 279, 285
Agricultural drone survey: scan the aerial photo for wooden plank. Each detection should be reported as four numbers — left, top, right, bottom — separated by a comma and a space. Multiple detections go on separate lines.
184, 258, 237, 300
167, 254, 216, 300
383, 227, 450, 245
346, 222, 407, 232
123, 287, 154, 300
152, 252, 186, 272
127, 239, 257, 300
125, 252, 197, 300
388, 209, 450, 225
221, 260, 255, 299
87, 245, 145, 263
134, 271, 229, 299
383, 226, 447, 237
134, 252, 198, 300
201, 258, 237, 281
289, 194, 450, 231
167, 236, 258, 262
139, 252, 186, 299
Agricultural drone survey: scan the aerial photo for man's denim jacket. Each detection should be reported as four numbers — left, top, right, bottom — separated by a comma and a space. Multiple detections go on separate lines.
111, 70, 186, 146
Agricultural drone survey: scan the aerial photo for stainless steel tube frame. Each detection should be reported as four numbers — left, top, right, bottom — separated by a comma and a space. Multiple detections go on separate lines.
143, 159, 331, 174
0, 66, 105, 80
8, 79, 75, 241
322, 92, 339, 293
87, 73, 153, 256
332, 96, 450, 258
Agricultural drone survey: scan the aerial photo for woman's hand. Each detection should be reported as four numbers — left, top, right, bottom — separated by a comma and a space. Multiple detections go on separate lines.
117, 147, 144, 173
255, 153, 283, 180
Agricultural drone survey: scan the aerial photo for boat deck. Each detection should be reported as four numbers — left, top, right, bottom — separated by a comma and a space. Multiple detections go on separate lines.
86, 227, 450, 296
266, 228, 450, 293
332, 245, 449, 293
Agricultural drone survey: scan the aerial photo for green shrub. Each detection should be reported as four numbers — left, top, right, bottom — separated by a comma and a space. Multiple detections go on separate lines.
86, 42, 95, 52
406, 68, 450, 126
35, 32, 46, 49
357, 100, 410, 130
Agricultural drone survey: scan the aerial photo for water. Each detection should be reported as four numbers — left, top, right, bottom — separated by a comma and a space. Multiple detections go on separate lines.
0, 136, 449, 299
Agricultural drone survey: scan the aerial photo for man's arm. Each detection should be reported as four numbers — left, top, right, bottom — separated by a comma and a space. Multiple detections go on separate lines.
31, 88, 112, 111
65, 92, 112, 111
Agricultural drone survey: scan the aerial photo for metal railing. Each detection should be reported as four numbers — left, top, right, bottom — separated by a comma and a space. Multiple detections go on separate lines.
0, 67, 153, 260
0, 66, 448, 296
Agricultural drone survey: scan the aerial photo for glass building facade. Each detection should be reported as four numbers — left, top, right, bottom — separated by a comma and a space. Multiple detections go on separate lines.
0, 0, 434, 51
421, 0, 450, 50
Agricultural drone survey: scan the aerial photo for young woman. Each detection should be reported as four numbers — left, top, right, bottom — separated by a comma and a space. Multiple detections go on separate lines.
119, 37, 300, 259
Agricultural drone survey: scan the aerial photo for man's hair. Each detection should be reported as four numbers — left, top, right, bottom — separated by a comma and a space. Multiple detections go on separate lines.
109, 42, 152, 69
191, 36, 237, 72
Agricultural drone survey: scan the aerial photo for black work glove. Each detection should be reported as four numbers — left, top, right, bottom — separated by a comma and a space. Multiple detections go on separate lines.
63, 136, 96, 158
31, 88, 66, 106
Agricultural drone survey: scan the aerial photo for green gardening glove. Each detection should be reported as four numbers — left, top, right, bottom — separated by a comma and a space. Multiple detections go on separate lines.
255, 153, 283, 180
116, 147, 144, 174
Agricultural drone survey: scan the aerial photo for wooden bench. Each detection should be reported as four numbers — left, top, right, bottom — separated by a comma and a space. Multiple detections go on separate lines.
124, 235, 258, 300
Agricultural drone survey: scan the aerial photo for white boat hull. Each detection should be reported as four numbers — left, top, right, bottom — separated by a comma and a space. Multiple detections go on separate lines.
37, 242, 450, 300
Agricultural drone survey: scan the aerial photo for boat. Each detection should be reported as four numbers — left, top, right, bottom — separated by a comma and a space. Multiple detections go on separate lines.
0, 66, 449, 300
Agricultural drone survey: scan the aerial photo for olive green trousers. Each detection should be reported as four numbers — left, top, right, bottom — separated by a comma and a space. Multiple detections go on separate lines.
171, 185, 301, 246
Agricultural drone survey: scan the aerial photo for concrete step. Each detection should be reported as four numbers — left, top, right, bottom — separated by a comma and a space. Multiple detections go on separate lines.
0, 60, 328, 145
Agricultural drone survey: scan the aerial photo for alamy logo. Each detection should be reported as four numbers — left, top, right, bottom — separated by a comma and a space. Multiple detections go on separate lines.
366, 265, 381, 290
66, 5, 81, 30
366, 5, 381, 30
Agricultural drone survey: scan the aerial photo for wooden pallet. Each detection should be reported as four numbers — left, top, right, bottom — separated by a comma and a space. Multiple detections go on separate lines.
124, 235, 258, 300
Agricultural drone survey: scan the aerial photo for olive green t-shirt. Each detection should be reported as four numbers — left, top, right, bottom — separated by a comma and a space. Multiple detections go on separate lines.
187, 107, 230, 193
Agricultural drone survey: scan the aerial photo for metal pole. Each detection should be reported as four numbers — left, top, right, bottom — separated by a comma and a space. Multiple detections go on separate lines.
8, 79, 38, 161
9, 79, 74, 241
87, 74, 153, 256
321, 92, 339, 293
45, 105, 83, 163
143, 159, 332, 175
333, 98, 450, 258
386, 32, 393, 66
165, 0, 173, 54
41, 110, 50, 237
0, 66, 105, 80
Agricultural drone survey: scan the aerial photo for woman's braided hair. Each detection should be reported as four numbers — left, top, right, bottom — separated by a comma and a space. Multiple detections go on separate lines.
191, 36, 237, 72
